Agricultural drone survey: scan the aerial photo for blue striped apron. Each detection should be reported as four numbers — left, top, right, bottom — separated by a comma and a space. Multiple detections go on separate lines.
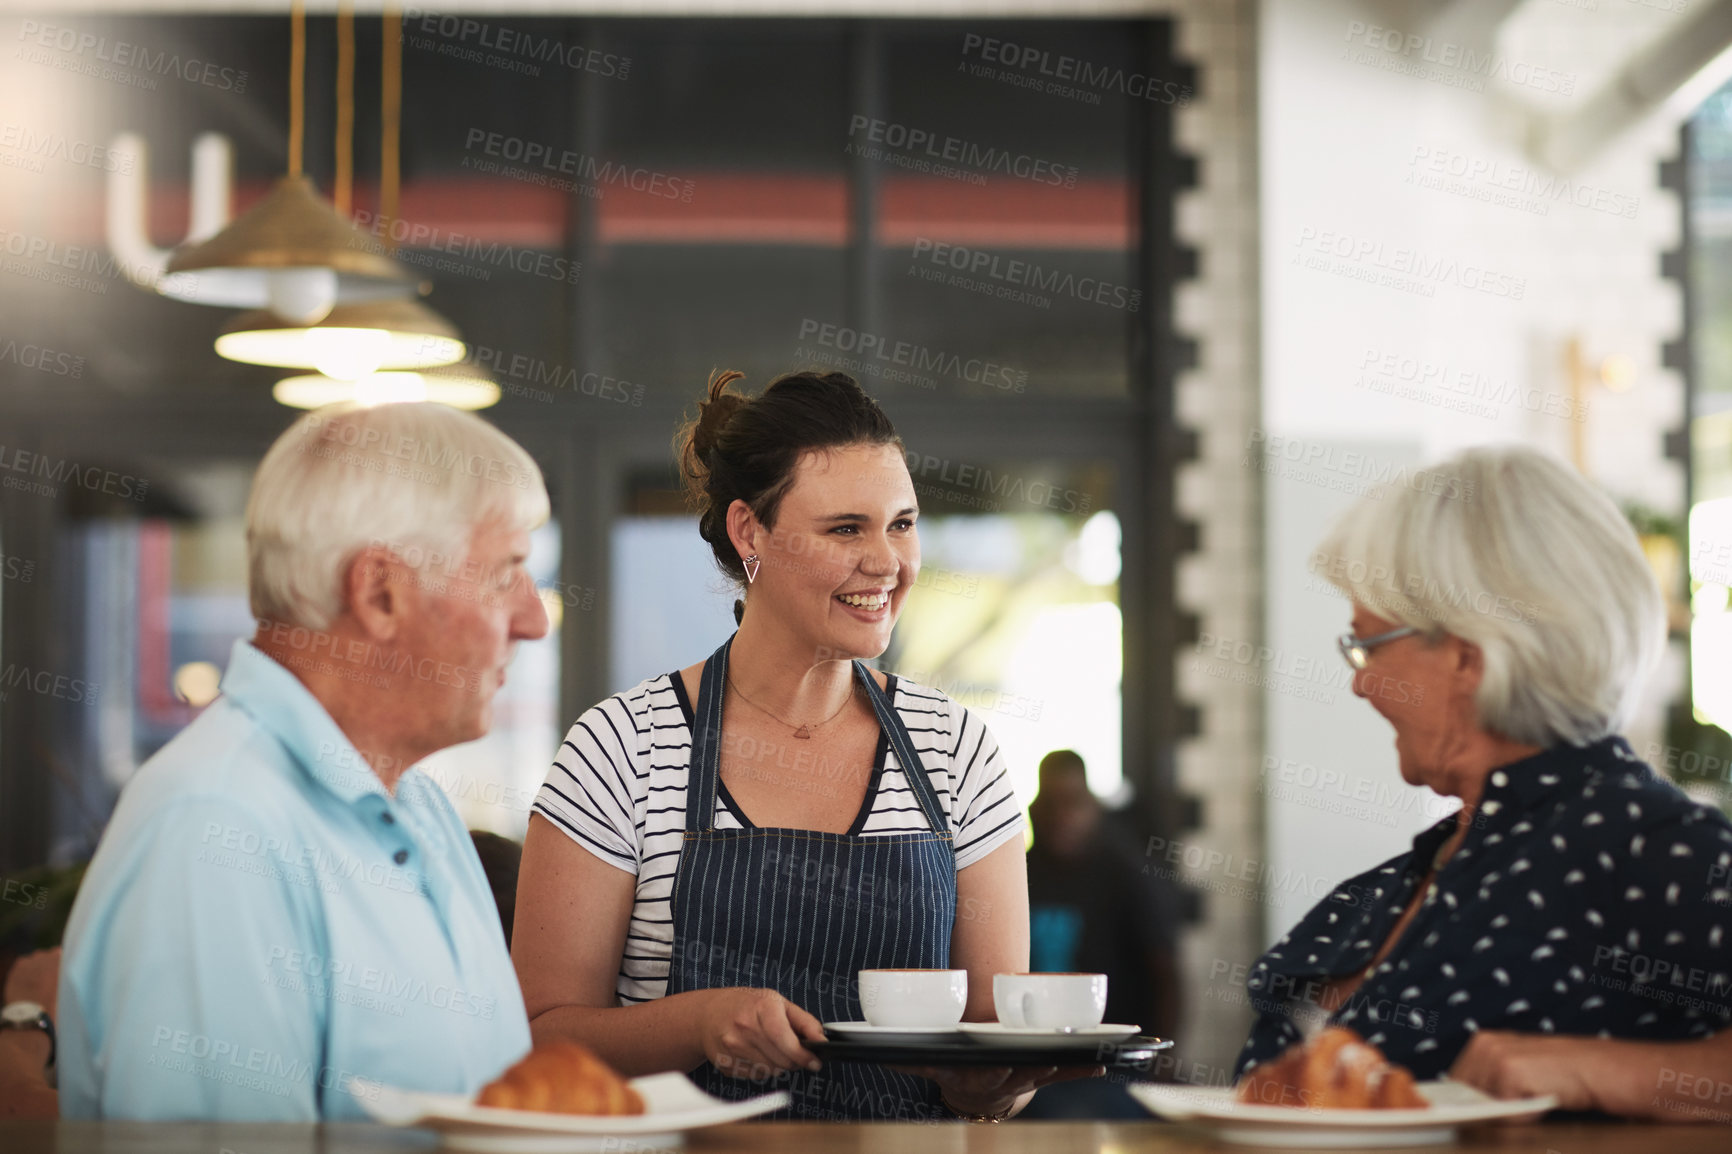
665, 635, 958, 1122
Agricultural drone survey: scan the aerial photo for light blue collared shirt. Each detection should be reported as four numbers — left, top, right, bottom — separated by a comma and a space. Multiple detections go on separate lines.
58, 639, 531, 1120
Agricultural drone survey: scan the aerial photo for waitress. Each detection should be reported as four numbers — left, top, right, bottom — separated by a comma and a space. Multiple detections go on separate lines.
512, 370, 1064, 1121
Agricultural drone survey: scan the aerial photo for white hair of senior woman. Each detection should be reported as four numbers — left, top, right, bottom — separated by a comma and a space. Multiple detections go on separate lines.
1315, 445, 1664, 748
247, 402, 550, 630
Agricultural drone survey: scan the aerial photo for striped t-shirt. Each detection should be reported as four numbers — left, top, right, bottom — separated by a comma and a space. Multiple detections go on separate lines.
532, 670, 1026, 1005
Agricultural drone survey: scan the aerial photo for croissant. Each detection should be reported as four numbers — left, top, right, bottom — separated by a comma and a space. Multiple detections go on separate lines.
476, 1042, 646, 1115
1235, 1027, 1427, 1109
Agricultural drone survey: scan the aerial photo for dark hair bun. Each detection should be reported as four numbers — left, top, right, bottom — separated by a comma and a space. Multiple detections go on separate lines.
674, 368, 901, 589
687, 371, 749, 474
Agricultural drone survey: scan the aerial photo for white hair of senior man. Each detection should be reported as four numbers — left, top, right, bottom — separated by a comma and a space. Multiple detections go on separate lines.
247, 402, 550, 630
1316, 445, 1664, 748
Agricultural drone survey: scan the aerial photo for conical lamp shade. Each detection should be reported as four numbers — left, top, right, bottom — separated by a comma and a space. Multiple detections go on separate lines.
273, 362, 500, 410
159, 175, 420, 318
216, 297, 466, 378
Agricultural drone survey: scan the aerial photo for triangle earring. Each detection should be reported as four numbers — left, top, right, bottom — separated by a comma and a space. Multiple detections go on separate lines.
743, 554, 760, 584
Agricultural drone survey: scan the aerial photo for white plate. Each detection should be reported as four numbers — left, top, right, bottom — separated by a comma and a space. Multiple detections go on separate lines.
823, 1021, 962, 1042
1129, 1081, 1555, 1148
354, 1071, 789, 1153
955, 1022, 1141, 1046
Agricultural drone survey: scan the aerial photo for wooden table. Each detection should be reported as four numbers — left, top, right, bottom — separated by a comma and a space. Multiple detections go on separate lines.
4, 1119, 1730, 1153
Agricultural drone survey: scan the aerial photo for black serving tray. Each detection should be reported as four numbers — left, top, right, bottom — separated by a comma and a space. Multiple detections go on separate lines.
809, 1034, 1173, 1070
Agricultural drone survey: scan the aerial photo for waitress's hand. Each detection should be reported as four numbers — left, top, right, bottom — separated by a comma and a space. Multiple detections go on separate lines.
697, 987, 827, 1083
900, 1063, 1104, 1119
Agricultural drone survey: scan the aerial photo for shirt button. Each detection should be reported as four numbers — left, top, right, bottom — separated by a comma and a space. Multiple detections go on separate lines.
381, 813, 396, 825
393, 850, 409, 865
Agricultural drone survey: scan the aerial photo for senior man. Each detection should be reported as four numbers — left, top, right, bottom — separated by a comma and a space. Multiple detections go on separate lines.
55, 402, 549, 1119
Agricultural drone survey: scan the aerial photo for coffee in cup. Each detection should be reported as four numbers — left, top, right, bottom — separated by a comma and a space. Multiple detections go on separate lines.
993, 972, 1107, 1029
858, 969, 967, 1028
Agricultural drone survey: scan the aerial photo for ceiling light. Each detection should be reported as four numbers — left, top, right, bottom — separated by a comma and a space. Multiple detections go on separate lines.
273, 363, 500, 411
1599, 354, 1637, 393
158, 176, 418, 320
156, 1, 418, 319
172, 661, 224, 708
216, 298, 465, 377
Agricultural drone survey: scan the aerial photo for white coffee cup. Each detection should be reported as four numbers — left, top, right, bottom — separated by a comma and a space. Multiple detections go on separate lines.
993, 972, 1108, 1029
858, 969, 968, 1028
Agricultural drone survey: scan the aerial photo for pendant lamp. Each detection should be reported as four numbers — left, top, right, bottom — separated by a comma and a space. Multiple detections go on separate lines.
160, 0, 416, 322
273, 363, 501, 411
237, 1, 467, 385
220, 298, 464, 378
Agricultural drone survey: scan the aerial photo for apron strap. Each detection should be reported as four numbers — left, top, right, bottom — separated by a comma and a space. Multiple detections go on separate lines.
853, 661, 951, 841
686, 635, 733, 835
688, 634, 952, 843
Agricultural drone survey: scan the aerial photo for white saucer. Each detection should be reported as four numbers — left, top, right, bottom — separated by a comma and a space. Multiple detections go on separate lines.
956, 1022, 1140, 1047
1129, 1081, 1555, 1148
355, 1071, 788, 1152
823, 1021, 962, 1042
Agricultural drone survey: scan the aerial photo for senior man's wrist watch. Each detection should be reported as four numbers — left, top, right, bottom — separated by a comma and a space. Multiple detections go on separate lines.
1, 1000, 56, 1072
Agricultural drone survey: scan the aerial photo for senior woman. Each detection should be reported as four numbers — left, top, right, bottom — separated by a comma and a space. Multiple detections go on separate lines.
1237, 446, 1732, 1114
513, 370, 1077, 1123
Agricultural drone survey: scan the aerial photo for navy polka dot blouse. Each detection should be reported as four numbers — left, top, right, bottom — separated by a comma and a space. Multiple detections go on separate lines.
1236, 736, 1732, 1080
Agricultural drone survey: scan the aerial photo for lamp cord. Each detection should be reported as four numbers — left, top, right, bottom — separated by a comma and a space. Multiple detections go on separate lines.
288, 0, 305, 177
335, 0, 354, 215
381, 3, 402, 253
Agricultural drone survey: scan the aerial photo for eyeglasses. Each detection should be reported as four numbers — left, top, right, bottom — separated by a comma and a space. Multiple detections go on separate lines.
1337, 625, 1418, 670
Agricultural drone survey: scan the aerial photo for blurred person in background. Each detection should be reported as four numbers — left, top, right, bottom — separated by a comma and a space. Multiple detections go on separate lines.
1236, 445, 1732, 1120
1020, 750, 1180, 1119
0, 859, 82, 1118
54, 403, 549, 1120
470, 831, 523, 948
1, 948, 60, 1119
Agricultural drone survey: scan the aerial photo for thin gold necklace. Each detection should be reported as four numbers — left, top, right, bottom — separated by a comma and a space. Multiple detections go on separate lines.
726, 674, 855, 740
